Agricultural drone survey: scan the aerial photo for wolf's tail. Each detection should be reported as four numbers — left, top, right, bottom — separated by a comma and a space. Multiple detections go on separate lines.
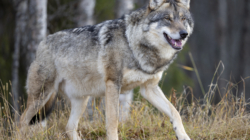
29, 91, 58, 125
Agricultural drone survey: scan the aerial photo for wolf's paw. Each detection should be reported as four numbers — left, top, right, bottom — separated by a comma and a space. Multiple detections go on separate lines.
171, 121, 190, 140
175, 133, 191, 140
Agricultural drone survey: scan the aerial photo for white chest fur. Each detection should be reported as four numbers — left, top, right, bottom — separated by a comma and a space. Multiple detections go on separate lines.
121, 69, 163, 92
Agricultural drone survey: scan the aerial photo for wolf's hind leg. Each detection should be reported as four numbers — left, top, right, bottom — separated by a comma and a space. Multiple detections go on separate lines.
140, 85, 190, 140
20, 61, 56, 126
20, 90, 56, 125
66, 96, 90, 140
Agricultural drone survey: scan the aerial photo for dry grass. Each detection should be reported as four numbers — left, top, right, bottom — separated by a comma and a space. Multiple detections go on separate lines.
0, 74, 250, 140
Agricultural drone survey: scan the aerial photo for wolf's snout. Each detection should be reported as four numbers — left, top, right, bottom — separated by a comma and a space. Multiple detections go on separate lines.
179, 30, 188, 39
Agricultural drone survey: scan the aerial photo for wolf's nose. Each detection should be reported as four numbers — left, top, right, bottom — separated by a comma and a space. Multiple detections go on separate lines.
180, 30, 188, 39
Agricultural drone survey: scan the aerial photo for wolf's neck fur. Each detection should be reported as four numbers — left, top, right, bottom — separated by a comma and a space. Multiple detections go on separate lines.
125, 6, 148, 26
124, 6, 177, 75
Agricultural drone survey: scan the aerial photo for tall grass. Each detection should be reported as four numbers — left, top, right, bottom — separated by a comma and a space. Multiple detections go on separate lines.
0, 68, 249, 139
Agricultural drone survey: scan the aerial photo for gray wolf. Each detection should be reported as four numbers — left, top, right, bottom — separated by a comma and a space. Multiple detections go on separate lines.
19, 0, 194, 139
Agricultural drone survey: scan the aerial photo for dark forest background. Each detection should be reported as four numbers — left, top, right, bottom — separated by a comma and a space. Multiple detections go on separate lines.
0, 0, 249, 119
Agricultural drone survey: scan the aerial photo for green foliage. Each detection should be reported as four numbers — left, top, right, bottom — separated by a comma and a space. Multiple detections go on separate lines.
160, 45, 194, 96
95, 0, 116, 23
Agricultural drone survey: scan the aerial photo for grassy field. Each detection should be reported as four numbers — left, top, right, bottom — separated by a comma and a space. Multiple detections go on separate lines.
0, 79, 250, 140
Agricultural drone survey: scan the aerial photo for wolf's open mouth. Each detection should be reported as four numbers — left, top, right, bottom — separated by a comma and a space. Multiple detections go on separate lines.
163, 32, 182, 50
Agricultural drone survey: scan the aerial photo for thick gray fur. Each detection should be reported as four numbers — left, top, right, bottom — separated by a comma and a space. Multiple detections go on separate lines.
20, 0, 194, 140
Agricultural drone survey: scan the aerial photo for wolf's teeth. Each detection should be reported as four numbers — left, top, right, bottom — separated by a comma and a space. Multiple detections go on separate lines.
174, 42, 176, 46
169, 36, 172, 39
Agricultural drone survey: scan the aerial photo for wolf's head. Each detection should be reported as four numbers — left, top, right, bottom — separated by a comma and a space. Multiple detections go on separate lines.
125, 0, 194, 73
130, 0, 194, 51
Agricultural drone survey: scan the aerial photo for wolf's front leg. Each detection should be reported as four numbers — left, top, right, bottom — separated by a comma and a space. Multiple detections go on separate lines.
140, 85, 190, 140
105, 81, 120, 140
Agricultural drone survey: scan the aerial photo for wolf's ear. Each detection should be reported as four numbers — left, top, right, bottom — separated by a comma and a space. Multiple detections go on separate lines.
179, 0, 190, 9
149, 0, 165, 10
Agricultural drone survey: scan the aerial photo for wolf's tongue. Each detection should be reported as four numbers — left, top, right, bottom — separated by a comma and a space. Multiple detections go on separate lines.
170, 39, 182, 47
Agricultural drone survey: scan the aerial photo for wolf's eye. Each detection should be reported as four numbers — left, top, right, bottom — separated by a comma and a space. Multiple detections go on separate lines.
181, 17, 186, 21
165, 17, 172, 22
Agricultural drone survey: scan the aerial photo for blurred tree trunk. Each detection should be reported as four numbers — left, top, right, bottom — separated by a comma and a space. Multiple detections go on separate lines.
77, 0, 96, 27
12, 0, 47, 122
12, 0, 28, 122
188, 0, 250, 103
25, 0, 47, 71
115, 0, 134, 18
